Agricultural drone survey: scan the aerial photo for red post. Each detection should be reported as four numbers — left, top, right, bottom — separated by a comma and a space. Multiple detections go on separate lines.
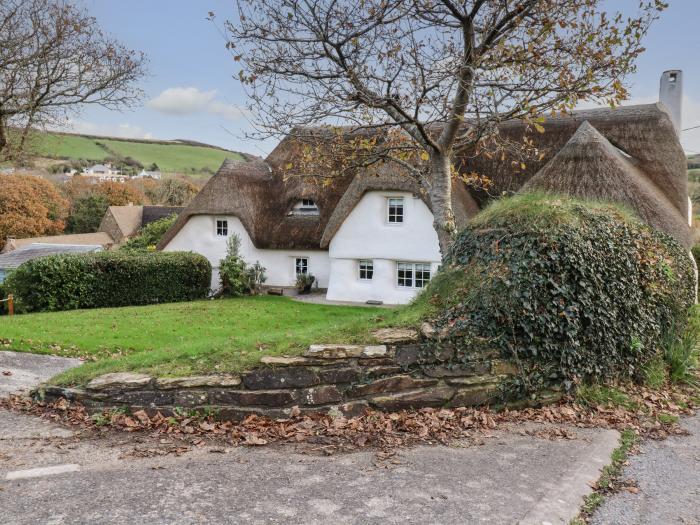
7, 294, 13, 316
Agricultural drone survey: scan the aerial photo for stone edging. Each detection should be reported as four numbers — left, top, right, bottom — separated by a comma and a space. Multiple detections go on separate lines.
36, 328, 562, 420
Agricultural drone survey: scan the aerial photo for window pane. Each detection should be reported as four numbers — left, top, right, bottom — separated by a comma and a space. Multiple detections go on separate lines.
295, 258, 308, 275
359, 260, 373, 280
387, 198, 404, 223
216, 219, 228, 236
414, 263, 431, 288
397, 262, 412, 287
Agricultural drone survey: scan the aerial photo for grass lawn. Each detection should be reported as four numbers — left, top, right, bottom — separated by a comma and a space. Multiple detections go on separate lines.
0, 296, 415, 386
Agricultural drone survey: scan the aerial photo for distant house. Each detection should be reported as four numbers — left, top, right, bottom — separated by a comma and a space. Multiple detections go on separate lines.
82, 163, 125, 183
135, 169, 162, 180
0, 243, 102, 283
99, 205, 184, 244
159, 70, 691, 304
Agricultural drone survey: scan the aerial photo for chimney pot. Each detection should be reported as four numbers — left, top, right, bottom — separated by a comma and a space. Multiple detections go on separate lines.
659, 70, 683, 135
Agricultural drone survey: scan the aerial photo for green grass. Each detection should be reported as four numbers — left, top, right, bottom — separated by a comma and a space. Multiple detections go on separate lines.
0, 296, 413, 386
25, 131, 244, 174
576, 385, 640, 411
571, 429, 639, 524
98, 139, 242, 173
30, 132, 108, 160
470, 192, 638, 230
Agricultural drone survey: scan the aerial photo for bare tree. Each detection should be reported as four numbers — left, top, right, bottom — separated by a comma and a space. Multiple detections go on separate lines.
222, 0, 665, 251
0, 0, 147, 159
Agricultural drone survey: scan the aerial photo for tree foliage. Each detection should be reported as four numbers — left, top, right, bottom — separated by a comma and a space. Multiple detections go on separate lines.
221, 0, 666, 250
121, 214, 178, 253
0, 174, 69, 250
65, 194, 109, 234
144, 178, 199, 206
0, 0, 147, 159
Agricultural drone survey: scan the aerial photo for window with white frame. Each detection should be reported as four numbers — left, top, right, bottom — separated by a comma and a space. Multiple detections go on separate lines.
358, 260, 374, 280
216, 219, 228, 237
387, 197, 404, 223
397, 262, 431, 288
290, 199, 320, 215
295, 257, 308, 276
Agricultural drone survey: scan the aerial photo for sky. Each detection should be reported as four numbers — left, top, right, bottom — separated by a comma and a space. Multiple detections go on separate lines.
72, 0, 700, 156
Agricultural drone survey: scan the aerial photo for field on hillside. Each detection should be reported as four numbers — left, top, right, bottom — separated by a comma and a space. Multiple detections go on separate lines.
26, 131, 244, 174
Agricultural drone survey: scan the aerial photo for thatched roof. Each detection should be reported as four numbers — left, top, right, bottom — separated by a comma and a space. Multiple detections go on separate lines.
458, 103, 687, 216
159, 102, 689, 250
521, 121, 691, 245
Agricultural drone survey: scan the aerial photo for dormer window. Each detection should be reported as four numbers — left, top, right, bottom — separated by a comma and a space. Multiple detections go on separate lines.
290, 199, 320, 216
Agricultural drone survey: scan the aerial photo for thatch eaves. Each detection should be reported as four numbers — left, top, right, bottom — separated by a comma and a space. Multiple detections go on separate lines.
521, 120, 691, 246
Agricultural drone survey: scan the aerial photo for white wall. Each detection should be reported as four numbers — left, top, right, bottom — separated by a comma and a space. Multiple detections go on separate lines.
326, 191, 442, 304
163, 215, 330, 291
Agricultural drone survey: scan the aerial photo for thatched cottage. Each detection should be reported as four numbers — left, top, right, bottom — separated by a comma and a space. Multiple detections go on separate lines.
159, 71, 690, 304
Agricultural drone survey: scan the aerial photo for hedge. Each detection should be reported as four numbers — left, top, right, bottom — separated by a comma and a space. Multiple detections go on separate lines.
420, 193, 696, 392
4, 251, 212, 312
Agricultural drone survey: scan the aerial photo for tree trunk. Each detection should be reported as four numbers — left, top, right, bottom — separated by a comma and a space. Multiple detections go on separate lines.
427, 152, 456, 255
0, 114, 7, 155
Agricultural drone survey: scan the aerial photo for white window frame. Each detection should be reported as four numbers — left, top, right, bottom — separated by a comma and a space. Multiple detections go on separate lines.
386, 197, 405, 224
295, 257, 309, 276
396, 261, 432, 288
215, 218, 228, 237
358, 260, 374, 281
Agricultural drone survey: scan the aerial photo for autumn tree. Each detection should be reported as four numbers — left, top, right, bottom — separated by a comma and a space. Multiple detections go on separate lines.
0, 0, 147, 158
145, 178, 199, 206
223, 0, 665, 251
0, 175, 69, 250
96, 181, 146, 207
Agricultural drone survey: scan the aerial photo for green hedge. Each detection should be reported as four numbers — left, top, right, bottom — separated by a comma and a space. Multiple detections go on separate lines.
5, 251, 212, 312
422, 194, 696, 391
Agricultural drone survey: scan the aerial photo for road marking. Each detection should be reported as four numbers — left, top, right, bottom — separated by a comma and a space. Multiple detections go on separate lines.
5, 463, 81, 480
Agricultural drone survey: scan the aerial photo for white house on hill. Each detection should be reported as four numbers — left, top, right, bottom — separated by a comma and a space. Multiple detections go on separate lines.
159, 71, 691, 305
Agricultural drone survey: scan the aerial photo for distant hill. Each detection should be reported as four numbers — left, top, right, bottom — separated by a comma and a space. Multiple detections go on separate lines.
689, 154, 700, 182
24, 130, 248, 175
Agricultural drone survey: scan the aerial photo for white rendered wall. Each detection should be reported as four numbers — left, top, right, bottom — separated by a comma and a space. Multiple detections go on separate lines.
326, 191, 442, 305
163, 215, 330, 291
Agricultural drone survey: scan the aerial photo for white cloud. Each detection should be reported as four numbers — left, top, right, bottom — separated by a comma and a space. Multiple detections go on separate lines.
148, 87, 246, 121
57, 119, 154, 140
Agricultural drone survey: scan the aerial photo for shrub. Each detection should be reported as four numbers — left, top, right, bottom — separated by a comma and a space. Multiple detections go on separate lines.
218, 236, 268, 296
121, 214, 178, 252
5, 251, 211, 312
421, 193, 695, 392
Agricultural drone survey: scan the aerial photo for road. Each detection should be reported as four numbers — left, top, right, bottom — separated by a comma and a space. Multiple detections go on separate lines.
0, 350, 620, 525
591, 412, 700, 525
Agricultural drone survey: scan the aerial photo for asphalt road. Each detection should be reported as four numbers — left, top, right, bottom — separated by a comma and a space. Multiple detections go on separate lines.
0, 351, 620, 525
590, 412, 700, 525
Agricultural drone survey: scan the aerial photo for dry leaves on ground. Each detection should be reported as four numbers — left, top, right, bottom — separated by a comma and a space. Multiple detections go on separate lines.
0, 381, 697, 454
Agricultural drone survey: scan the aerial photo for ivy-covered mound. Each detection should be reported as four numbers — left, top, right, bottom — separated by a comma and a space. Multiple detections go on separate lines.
422, 193, 695, 392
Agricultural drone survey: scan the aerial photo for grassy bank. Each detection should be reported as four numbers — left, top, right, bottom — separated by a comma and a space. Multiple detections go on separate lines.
0, 296, 398, 386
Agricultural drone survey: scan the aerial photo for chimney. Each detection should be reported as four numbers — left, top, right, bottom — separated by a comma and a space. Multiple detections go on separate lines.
659, 70, 683, 135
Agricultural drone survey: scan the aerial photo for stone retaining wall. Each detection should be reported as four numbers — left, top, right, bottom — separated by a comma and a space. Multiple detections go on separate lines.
37, 328, 562, 420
